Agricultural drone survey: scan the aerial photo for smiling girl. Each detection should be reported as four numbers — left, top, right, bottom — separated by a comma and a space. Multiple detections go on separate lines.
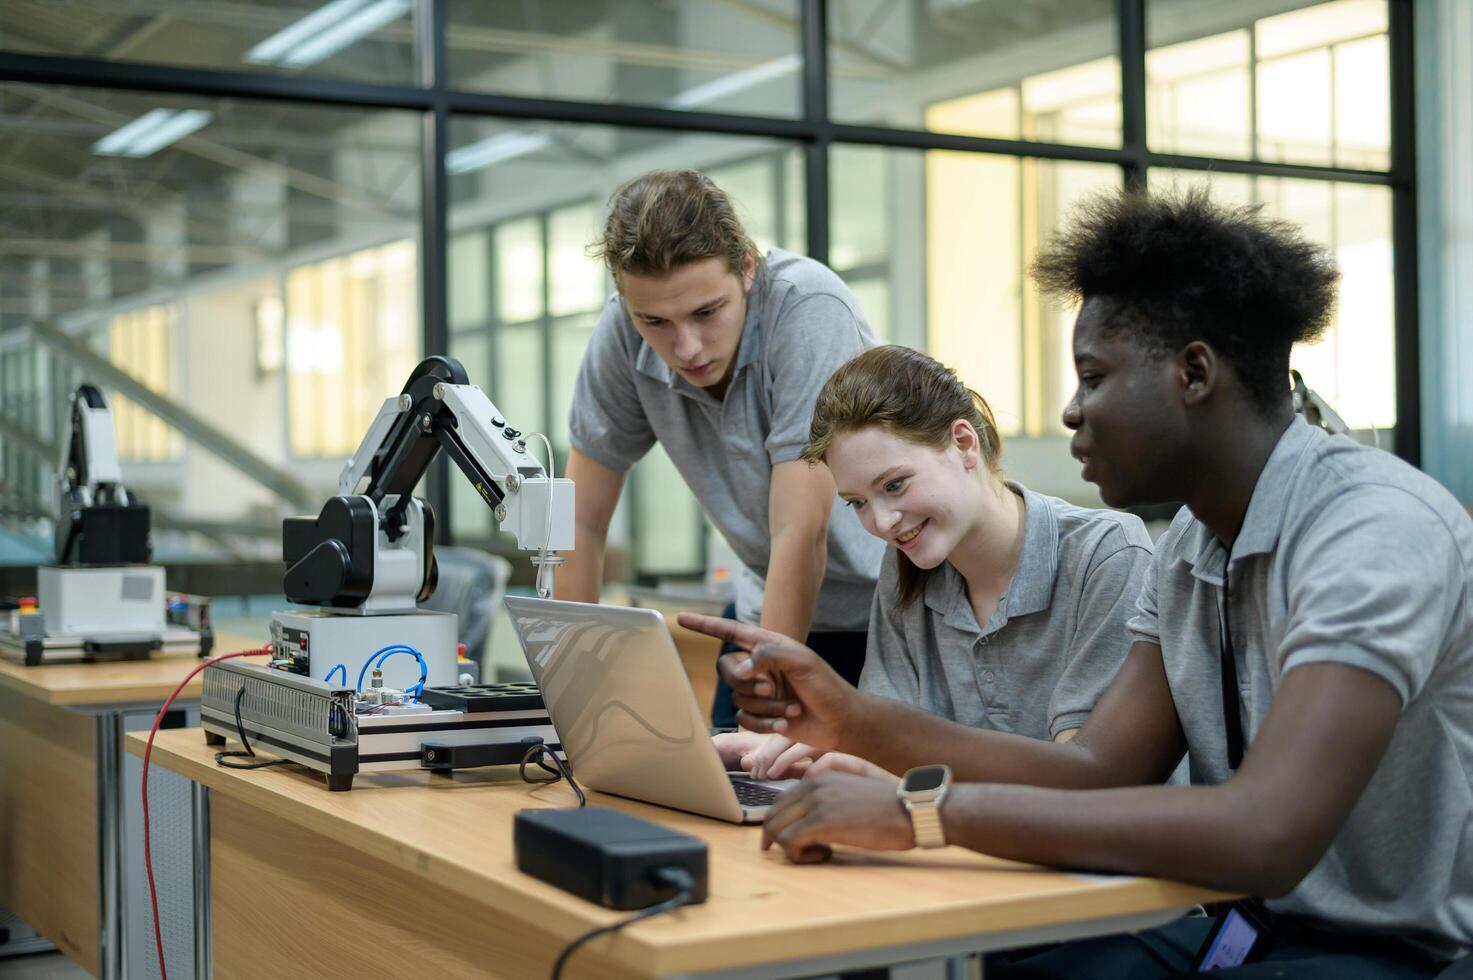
718, 344, 1153, 779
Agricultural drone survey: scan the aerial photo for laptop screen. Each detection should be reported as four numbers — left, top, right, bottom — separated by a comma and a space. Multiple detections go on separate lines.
503, 596, 748, 822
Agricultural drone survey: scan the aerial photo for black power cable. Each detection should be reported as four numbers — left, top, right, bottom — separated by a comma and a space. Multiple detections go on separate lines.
519, 741, 586, 807
550, 867, 697, 980
216, 686, 292, 771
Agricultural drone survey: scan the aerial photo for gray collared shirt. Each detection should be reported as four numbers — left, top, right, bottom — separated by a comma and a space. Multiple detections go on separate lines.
568, 249, 884, 630
1127, 416, 1473, 959
861, 483, 1152, 739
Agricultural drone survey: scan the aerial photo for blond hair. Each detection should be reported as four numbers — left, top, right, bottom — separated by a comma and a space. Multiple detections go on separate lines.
588, 169, 762, 282
802, 346, 1004, 608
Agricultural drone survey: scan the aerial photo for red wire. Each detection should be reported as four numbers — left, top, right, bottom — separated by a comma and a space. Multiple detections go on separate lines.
142, 647, 268, 980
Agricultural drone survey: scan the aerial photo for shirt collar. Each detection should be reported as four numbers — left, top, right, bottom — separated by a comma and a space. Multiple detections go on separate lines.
631, 256, 769, 400
1175, 415, 1320, 584
922, 481, 1058, 631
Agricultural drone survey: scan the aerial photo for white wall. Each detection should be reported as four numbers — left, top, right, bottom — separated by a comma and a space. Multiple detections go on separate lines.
174, 274, 283, 517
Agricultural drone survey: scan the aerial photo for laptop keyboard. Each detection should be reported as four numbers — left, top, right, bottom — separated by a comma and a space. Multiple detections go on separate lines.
730, 777, 781, 807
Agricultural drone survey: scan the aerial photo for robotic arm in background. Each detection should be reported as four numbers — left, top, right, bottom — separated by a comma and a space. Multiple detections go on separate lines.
55, 384, 151, 565
281, 356, 574, 613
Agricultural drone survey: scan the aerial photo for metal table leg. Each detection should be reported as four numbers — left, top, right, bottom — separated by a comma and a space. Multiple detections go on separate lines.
95, 712, 124, 980
948, 954, 976, 980
192, 783, 212, 980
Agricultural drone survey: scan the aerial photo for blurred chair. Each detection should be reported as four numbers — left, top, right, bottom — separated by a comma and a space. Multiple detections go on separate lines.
419, 546, 512, 670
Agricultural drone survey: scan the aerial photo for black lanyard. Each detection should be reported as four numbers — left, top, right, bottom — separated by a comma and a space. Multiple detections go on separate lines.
1218, 542, 1246, 771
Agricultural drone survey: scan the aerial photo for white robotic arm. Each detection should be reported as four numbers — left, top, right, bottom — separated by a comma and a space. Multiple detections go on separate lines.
55, 384, 151, 565
339, 381, 571, 553
282, 356, 573, 614
58, 384, 126, 508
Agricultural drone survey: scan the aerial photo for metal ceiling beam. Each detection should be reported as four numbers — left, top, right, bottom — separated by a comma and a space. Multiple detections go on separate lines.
0, 237, 261, 264
0, 160, 257, 252
16, 84, 404, 217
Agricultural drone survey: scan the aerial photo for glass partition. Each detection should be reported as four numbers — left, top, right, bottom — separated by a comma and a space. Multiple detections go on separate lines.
1147, 0, 1389, 169
447, 0, 802, 119
0, 83, 420, 565
0, 0, 1418, 576
828, 0, 1121, 147
0, 0, 418, 84
444, 116, 804, 575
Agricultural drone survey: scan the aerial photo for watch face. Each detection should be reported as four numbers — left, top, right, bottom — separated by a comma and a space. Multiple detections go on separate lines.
903, 765, 948, 793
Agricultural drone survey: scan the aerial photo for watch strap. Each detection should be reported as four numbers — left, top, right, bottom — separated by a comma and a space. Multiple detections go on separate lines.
905, 798, 948, 848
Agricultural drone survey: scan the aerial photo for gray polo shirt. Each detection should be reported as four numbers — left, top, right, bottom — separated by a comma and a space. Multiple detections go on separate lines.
568, 249, 884, 631
861, 483, 1152, 739
1127, 416, 1473, 959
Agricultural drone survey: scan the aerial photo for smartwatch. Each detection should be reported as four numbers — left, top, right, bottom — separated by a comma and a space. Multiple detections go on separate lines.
898, 764, 952, 848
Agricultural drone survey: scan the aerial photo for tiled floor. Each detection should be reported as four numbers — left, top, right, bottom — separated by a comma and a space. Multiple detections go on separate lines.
0, 953, 92, 979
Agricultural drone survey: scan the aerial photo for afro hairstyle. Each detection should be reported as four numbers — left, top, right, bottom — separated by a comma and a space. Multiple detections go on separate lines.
1032, 186, 1340, 412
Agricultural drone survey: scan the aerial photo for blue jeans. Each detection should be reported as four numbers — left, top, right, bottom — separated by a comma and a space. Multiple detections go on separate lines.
987, 913, 1443, 979
709, 603, 866, 728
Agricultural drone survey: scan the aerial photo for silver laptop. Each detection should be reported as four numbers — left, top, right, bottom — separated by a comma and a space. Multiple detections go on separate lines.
504, 595, 796, 823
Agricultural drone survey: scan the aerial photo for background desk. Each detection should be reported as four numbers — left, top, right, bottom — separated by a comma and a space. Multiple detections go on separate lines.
135, 728, 1231, 979
0, 633, 264, 978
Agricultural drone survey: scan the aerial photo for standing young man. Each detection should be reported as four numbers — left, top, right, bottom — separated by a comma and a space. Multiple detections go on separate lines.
681, 189, 1472, 977
561, 169, 883, 724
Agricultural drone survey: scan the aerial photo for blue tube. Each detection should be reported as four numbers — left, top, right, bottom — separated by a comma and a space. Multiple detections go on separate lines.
355, 644, 428, 701
324, 663, 348, 687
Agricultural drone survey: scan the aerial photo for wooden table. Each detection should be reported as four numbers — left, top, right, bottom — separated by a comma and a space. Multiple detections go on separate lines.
135, 727, 1232, 979
0, 632, 264, 978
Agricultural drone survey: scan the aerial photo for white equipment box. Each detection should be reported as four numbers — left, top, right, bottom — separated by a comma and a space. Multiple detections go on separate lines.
37, 564, 165, 637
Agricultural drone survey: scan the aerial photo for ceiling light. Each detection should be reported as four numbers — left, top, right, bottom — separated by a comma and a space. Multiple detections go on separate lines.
664, 54, 801, 110
92, 109, 213, 158
446, 132, 553, 176
244, 0, 411, 68
441, 55, 800, 178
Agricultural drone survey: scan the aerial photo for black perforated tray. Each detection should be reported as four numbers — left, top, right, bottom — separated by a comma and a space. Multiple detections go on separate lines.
420, 682, 546, 713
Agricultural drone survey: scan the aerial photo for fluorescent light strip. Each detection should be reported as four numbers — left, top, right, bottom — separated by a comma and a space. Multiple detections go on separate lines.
124, 109, 212, 157
244, 0, 369, 64
283, 0, 411, 66
445, 132, 553, 176
92, 108, 176, 156
664, 54, 801, 110
244, 0, 411, 68
442, 55, 799, 177
92, 109, 213, 158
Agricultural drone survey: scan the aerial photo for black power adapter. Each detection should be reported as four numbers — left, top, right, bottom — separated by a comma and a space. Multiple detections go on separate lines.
514, 807, 709, 910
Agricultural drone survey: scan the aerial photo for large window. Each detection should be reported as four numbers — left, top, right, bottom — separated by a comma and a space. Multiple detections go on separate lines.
0, 1, 417, 84
446, 1, 803, 119
445, 198, 603, 544
444, 115, 806, 575
0, 82, 420, 562
1146, 0, 1396, 437
1147, 0, 1389, 168
108, 303, 180, 462
285, 239, 420, 459
828, 0, 1122, 147
0, 0, 1415, 576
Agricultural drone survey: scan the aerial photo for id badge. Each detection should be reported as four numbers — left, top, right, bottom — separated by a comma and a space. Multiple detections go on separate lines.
1191, 900, 1274, 972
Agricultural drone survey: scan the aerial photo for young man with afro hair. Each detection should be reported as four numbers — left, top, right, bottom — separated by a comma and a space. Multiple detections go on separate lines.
678, 188, 1473, 978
